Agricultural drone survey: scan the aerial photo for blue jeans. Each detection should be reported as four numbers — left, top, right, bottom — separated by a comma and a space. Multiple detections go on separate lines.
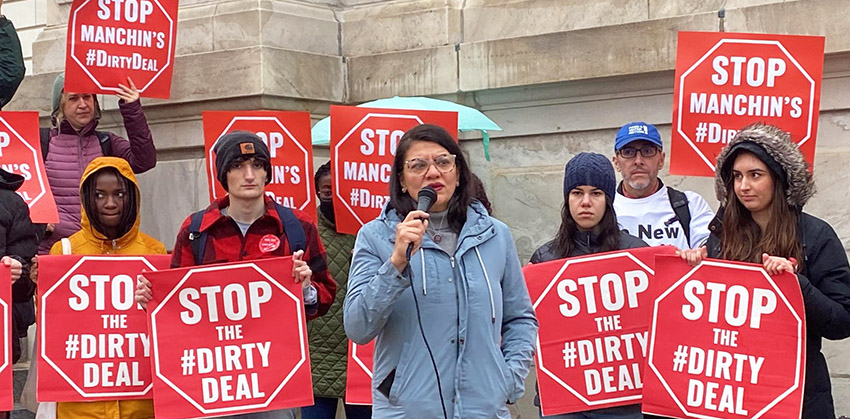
301, 397, 372, 419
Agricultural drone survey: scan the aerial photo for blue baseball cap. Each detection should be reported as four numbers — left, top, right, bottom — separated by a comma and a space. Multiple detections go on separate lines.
615, 122, 662, 151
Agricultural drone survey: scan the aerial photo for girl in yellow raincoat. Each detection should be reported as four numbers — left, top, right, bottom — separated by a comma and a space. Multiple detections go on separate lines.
49, 156, 165, 418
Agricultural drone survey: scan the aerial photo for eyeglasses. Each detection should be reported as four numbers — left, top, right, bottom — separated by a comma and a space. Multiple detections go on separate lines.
404, 154, 457, 176
617, 146, 660, 159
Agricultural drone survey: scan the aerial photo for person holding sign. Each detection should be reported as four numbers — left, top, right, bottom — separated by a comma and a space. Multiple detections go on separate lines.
0, 168, 38, 364
344, 124, 538, 418
39, 156, 165, 417
136, 131, 336, 419
529, 152, 647, 419
36, 73, 156, 254
679, 123, 850, 419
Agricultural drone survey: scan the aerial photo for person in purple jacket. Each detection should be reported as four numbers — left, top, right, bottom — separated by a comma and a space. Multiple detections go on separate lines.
36, 74, 157, 254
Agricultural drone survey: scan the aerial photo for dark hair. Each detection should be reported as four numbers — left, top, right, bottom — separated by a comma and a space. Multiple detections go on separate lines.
720, 151, 802, 268
552, 195, 620, 258
228, 155, 271, 178
388, 124, 472, 232
314, 161, 331, 194
469, 173, 492, 215
81, 167, 137, 240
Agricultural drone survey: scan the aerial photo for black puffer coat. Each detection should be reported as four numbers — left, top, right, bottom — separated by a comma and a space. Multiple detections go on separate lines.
531, 230, 647, 263
0, 169, 38, 362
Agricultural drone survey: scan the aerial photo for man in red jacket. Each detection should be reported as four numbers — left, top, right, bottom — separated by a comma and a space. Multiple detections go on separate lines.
137, 131, 336, 418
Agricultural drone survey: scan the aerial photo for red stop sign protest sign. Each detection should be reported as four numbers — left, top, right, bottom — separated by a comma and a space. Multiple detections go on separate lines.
523, 246, 677, 416
670, 32, 824, 177
37, 255, 171, 401
0, 111, 58, 223
65, 0, 178, 98
643, 256, 805, 418
330, 106, 457, 235
0, 266, 13, 411
345, 341, 373, 405
146, 258, 312, 418
204, 111, 317, 222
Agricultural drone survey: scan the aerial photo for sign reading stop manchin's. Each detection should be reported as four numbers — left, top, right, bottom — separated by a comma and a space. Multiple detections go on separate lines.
642, 256, 805, 419
203, 111, 317, 222
65, 0, 178, 98
670, 31, 824, 177
0, 112, 58, 223
145, 257, 312, 418
0, 266, 13, 411
37, 255, 171, 402
345, 341, 374, 405
330, 106, 458, 235
522, 246, 677, 416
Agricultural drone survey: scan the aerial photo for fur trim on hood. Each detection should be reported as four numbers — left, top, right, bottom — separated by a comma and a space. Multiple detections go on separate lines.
714, 122, 815, 208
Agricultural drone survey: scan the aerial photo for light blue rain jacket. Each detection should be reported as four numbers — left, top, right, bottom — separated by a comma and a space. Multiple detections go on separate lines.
345, 201, 538, 418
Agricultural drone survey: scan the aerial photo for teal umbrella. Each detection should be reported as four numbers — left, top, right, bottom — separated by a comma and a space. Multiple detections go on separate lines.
311, 96, 502, 161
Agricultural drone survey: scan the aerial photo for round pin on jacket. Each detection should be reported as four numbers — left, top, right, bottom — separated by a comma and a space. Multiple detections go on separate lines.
259, 234, 281, 253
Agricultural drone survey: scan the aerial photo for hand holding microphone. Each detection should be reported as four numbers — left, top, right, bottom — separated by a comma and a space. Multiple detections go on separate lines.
390, 186, 438, 272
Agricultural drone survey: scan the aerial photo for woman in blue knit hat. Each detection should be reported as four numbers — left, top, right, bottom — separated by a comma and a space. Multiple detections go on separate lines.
530, 152, 647, 419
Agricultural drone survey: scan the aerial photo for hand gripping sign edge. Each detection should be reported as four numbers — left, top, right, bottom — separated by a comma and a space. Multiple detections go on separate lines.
676, 38, 816, 172
332, 113, 424, 226
0, 117, 49, 210
149, 262, 307, 415
646, 260, 804, 419
533, 251, 653, 408
207, 116, 313, 210
39, 256, 158, 398
69, 0, 175, 94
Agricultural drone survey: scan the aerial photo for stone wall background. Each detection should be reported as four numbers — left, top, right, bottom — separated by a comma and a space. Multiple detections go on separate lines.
5, 0, 850, 416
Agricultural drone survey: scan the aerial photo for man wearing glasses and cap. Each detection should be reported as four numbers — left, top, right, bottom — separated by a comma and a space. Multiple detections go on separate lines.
611, 122, 714, 250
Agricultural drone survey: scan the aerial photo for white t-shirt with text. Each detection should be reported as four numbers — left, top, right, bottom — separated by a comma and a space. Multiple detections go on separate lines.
614, 185, 714, 249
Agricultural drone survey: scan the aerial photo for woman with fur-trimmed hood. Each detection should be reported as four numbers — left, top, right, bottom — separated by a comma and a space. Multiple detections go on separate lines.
680, 122, 850, 418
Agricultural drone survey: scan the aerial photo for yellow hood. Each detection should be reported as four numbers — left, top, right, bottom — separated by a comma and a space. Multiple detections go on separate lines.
79, 157, 141, 248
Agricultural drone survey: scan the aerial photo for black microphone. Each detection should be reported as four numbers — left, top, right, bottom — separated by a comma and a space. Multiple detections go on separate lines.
406, 186, 438, 261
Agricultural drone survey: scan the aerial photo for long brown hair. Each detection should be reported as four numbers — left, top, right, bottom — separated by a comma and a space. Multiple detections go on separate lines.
720, 154, 802, 268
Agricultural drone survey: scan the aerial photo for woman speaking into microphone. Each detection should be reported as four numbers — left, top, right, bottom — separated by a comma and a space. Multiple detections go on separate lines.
344, 124, 538, 418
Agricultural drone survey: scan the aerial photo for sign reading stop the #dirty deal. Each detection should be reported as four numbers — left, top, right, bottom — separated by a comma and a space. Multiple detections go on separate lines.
330, 105, 457, 235
345, 340, 374, 405
0, 266, 13, 411
522, 246, 677, 416
670, 31, 824, 177
0, 111, 58, 224
65, 0, 178, 98
643, 256, 805, 419
146, 257, 312, 418
37, 255, 171, 401
204, 111, 317, 222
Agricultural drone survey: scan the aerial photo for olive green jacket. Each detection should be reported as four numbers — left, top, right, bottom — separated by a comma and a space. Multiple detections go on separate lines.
307, 210, 356, 397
